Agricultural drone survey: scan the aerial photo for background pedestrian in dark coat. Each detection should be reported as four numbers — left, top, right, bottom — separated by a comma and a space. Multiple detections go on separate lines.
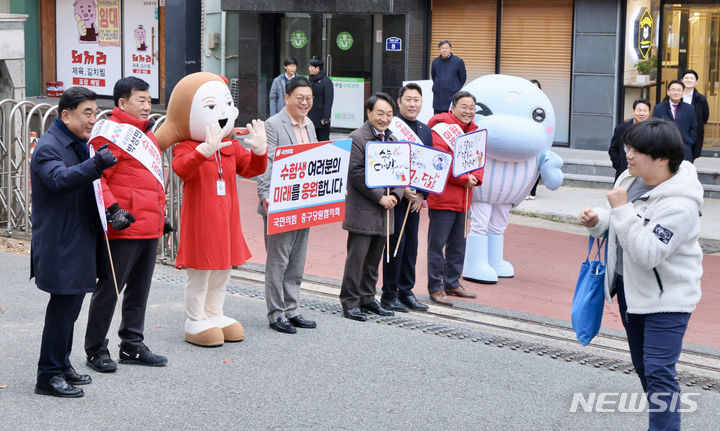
431, 40, 466, 114
31, 86, 117, 397
681, 70, 710, 160
608, 98, 651, 180
308, 57, 334, 141
652, 80, 697, 162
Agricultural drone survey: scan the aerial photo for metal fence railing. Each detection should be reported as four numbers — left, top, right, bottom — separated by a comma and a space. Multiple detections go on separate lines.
0, 100, 177, 264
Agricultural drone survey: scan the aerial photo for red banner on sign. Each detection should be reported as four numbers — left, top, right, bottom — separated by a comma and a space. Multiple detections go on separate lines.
267, 201, 346, 235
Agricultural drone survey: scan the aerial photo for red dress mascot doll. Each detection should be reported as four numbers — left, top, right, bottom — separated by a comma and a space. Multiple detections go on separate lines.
155, 72, 267, 347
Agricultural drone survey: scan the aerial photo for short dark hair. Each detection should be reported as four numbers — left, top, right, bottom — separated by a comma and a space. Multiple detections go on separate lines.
286, 76, 312, 95
622, 118, 685, 173
438, 40, 451, 48
309, 57, 324, 69
451, 90, 476, 106
667, 79, 685, 91
398, 83, 422, 99
365, 92, 395, 113
113, 76, 150, 106
682, 69, 698, 80
633, 98, 651, 110
529, 79, 542, 90
283, 56, 298, 67
58, 86, 97, 114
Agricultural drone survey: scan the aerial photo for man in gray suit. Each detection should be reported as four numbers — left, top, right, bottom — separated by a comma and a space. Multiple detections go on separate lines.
268, 57, 298, 117
257, 76, 318, 334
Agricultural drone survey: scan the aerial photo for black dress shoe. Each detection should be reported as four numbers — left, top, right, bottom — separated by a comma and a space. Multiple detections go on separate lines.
360, 299, 394, 316
399, 294, 429, 311
63, 367, 92, 385
380, 297, 409, 313
86, 341, 117, 373
342, 306, 367, 322
288, 315, 317, 329
269, 316, 297, 334
35, 375, 84, 398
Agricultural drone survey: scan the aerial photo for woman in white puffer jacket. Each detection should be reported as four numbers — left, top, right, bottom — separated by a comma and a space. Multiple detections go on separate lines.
578, 118, 703, 431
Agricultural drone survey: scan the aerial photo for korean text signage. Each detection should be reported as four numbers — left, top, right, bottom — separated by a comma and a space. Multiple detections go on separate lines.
330, 77, 364, 129
385, 37, 402, 52
365, 142, 411, 188
452, 130, 487, 177
409, 143, 451, 194
123, 0, 160, 98
56, 0, 123, 95
635, 8, 653, 60
267, 139, 351, 235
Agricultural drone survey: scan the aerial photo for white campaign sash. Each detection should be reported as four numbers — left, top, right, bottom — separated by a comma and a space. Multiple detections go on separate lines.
431, 122, 464, 150
388, 116, 422, 144
90, 119, 164, 189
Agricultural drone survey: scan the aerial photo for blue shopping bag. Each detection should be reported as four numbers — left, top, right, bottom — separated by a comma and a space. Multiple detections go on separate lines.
571, 234, 608, 346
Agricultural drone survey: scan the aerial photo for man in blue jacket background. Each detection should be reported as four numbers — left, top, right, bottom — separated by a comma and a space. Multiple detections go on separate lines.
31, 86, 117, 397
431, 40, 467, 114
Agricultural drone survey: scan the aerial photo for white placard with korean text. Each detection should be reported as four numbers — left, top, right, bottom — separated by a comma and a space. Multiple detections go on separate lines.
452, 129, 487, 177
268, 139, 351, 235
122, 0, 160, 98
365, 141, 411, 188
409, 143, 452, 194
55, 0, 123, 96
329, 77, 364, 129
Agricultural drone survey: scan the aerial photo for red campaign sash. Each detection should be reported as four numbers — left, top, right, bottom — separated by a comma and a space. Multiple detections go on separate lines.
431, 122, 464, 150
388, 116, 422, 144
90, 119, 164, 189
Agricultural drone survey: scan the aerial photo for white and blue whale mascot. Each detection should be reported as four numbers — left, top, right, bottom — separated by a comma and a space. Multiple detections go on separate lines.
462, 75, 563, 283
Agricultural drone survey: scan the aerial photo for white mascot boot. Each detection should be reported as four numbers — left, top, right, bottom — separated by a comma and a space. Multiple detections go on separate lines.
209, 315, 245, 343
488, 233, 514, 278
184, 319, 224, 348
462, 233, 498, 284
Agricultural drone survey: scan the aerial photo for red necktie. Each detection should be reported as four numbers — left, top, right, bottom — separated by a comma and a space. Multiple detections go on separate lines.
672, 104, 678, 121
378, 132, 385, 141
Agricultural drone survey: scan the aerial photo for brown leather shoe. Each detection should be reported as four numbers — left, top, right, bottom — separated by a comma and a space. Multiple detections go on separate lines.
445, 285, 477, 299
429, 290, 454, 306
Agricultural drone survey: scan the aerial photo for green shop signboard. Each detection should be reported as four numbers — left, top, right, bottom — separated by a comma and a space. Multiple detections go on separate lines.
290, 30, 307, 49
336, 32, 353, 51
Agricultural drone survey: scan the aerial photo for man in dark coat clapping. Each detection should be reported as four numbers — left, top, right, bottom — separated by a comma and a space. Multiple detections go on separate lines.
30, 86, 117, 397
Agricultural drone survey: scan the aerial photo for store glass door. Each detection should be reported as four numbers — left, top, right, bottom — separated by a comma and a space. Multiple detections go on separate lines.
280, 13, 372, 129
661, 4, 720, 150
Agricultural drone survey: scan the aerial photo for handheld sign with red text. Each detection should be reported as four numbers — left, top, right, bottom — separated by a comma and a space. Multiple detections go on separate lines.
87, 145, 108, 233
267, 139, 351, 235
409, 143, 452, 194
365, 141, 412, 188
452, 129, 487, 177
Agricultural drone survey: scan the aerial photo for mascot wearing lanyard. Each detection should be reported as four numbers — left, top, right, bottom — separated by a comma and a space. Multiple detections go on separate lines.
462, 75, 563, 284
155, 72, 268, 347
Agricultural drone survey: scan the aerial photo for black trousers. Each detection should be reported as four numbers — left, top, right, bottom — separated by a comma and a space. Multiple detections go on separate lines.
37, 292, 85, 383
315, 127, 331, 141
382, 199, 420, 299
85, 238, 158, 355
427, 209, 466, 294
340, 232, 385, 309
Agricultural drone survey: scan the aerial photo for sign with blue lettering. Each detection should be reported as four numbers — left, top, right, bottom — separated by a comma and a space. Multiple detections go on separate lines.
385, 37, 402, 52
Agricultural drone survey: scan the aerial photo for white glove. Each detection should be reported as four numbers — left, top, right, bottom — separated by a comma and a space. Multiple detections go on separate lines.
195, 123, 231, 157
75, 15, 87, 36
244, 119, 267, 155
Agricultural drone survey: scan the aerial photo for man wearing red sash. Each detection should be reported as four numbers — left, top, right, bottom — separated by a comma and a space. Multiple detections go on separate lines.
84, 77, 169, 372
426, 91, 483, 306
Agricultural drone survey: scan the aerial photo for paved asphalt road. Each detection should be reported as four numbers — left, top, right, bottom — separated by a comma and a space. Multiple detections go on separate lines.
1, 251, 718, 430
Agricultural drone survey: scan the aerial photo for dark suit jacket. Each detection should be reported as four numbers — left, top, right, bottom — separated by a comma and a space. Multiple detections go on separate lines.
343, 121, 403, 235
652, 100, 697, 161
30, 119, 106, 294
308, 71, 334, 129
608, 120, 633, 181
689, 90, 710, 158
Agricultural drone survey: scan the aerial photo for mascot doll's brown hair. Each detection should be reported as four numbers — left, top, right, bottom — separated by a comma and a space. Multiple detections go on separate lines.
156, 72, 267, 347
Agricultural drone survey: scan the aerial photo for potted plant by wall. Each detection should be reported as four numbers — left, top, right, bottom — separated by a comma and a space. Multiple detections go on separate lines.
636, 55, 657, 83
